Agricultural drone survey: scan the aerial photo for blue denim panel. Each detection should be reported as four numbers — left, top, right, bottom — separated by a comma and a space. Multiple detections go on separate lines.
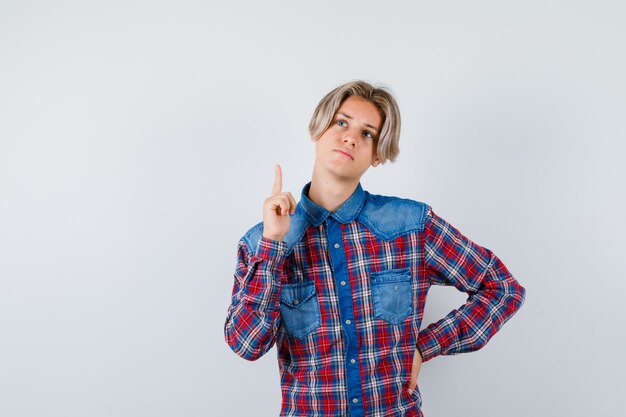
326, 217, 366, 417
358, 193, 428, 241
242, 205, 310, 256
279, 281, 321, 338
370, 268, 413, 324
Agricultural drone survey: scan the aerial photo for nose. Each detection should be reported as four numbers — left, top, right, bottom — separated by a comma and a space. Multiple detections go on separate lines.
342, 130, 357, 147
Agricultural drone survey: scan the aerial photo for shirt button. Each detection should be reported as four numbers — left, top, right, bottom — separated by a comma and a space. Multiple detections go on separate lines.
334, 243, 340, 249
345, 319, 351, 325
293, 300, 299, 305
352, 398, 359, 404
350, 359, 356, 364
340, 280, 346, 286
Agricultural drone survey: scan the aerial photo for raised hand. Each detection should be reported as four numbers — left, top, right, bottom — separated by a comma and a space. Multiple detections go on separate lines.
262, 164, 297, 242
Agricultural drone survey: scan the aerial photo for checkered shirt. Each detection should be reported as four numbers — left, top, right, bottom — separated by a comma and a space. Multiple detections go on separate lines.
225, 183, 526, 416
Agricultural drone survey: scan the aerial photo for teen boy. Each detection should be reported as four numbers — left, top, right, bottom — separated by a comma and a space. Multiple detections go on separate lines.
224, 81, 526, 417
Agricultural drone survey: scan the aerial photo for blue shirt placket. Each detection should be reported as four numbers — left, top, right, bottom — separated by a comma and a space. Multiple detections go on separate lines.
326, 217, 365, 417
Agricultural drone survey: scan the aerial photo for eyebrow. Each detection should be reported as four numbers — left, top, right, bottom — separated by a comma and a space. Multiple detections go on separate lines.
337, 112, 380, 133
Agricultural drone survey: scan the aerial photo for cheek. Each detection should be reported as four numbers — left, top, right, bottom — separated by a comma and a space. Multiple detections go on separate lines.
317, 134, 334, 150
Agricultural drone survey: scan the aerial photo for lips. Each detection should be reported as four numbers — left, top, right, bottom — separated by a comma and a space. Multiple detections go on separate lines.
335, 149, 354, 160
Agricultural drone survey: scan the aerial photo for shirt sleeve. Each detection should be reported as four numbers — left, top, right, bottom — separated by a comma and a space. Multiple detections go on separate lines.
224, 235, 288, 361
416, 208, 526, 362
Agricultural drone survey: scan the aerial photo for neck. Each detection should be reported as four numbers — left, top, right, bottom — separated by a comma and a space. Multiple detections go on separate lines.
308, 168, 360, 213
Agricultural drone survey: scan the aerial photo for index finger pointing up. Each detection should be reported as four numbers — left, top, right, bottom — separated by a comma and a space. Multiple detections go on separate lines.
272, 164, 282, 196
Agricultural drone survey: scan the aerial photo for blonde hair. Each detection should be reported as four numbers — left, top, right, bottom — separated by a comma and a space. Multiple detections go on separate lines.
308, 80, 401, 164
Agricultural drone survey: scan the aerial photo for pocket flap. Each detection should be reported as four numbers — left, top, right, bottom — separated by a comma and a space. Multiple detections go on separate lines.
280, 281, 317, 308
370, 267, 411, 284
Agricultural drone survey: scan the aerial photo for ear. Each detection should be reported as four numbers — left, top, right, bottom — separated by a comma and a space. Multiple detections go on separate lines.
371, 156, 381, 167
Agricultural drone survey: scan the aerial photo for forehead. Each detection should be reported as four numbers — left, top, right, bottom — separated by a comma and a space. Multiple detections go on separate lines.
336, 96, 382, 128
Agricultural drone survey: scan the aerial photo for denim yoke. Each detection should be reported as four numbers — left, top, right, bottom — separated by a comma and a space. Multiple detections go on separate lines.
242, 183, 429, 417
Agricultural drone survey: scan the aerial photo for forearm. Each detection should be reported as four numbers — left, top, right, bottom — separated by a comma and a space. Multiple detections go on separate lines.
224, 237, 287, 361
417, 252, 525, 361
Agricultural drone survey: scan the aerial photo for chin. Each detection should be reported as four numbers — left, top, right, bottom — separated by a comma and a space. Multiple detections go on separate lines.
330, 169, 362, 182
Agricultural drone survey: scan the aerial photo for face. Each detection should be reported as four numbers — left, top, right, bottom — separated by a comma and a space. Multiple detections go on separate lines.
313, 96, 382, 182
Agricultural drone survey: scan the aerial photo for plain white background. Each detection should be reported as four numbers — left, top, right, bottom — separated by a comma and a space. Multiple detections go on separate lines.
1, 1, 624, 416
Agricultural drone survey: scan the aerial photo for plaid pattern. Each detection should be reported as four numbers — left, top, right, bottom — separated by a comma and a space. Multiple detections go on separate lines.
225, 184, 526, 417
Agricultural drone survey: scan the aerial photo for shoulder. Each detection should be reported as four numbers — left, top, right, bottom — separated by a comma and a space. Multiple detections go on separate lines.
239, 205, 311, 255
241, 222, 264, 254
357, 191, 432, 240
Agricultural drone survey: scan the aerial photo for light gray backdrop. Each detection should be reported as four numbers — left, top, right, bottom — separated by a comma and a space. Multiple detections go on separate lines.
1, 1, 624, 416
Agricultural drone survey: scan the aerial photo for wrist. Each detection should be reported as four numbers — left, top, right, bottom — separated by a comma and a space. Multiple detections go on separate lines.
262, 232, 286, 242
255, 236, 288, 266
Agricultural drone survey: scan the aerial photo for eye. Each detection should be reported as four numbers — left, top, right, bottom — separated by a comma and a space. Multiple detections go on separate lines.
363, 130, 374, 139
336, 119, 347, 127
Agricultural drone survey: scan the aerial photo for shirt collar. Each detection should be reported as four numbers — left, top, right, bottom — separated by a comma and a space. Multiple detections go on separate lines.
299, 182, 366, 227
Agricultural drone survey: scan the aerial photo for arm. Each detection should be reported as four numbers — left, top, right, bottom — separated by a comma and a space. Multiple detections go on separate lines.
224, 164, 296, 361
416, 208, 526, 362
224, 235, 287, 361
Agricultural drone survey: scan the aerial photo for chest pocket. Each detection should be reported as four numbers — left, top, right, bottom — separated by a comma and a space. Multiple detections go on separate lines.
279, 281, 321, 338
370, 268, 413, 324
